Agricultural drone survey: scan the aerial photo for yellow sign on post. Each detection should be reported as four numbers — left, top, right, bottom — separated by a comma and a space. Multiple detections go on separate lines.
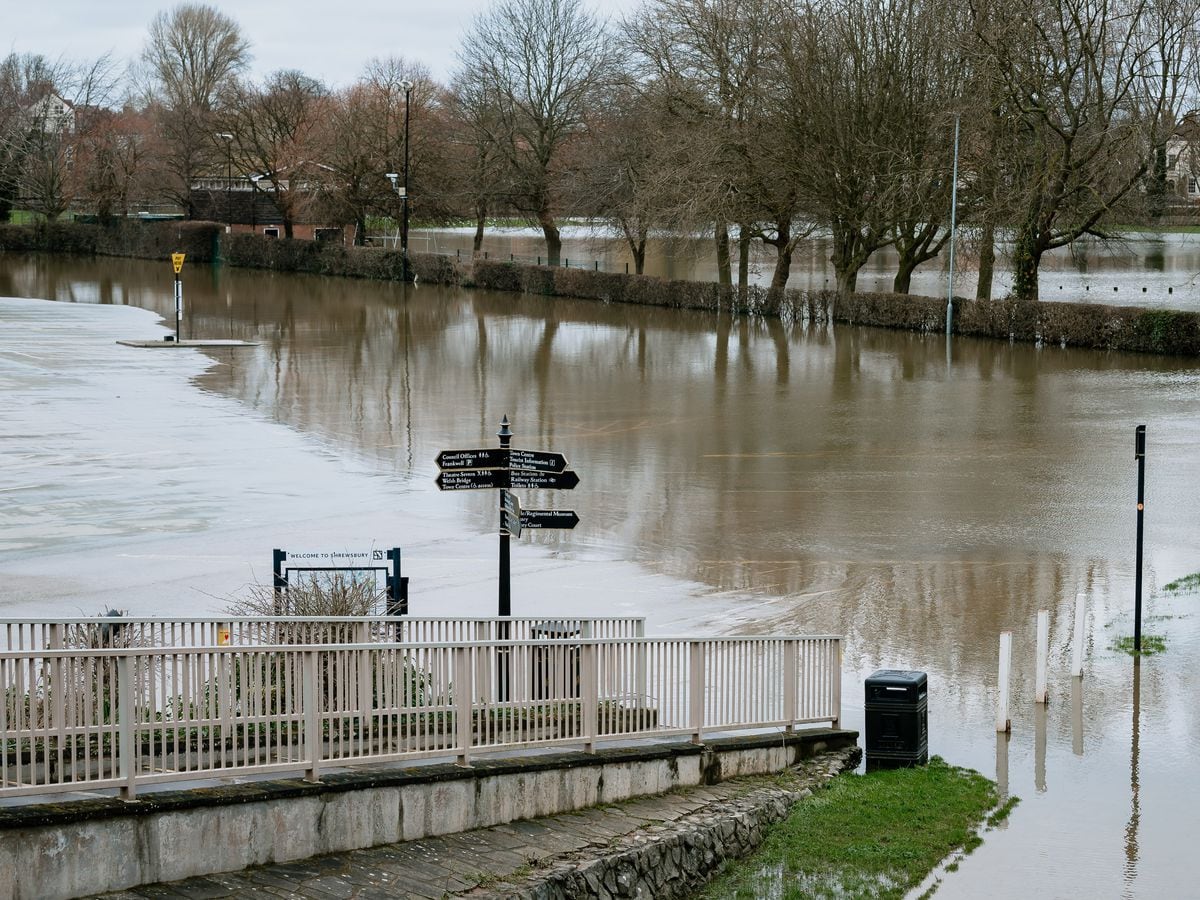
171, 253, 186, 274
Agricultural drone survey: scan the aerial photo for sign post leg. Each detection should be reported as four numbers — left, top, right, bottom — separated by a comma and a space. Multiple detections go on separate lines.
497, 415, 513, 701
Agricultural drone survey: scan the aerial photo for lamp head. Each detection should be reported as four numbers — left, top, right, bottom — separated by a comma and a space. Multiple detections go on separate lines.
399, 79, 414, 92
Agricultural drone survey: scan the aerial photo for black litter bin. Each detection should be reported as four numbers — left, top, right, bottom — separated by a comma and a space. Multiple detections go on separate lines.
531, 621, 581, 699
865, 669, 928, 770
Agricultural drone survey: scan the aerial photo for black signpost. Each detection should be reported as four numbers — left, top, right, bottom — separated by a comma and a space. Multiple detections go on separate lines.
434, 415, 581, 614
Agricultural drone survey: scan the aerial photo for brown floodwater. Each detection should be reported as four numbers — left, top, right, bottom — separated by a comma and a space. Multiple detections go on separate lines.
1, 252, 1198, 897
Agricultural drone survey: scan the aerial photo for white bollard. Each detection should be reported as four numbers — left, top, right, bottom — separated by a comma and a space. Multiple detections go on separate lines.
1035, 610, 1049, 703
997, 631, 1012, 732
1071, 593, 1087, 678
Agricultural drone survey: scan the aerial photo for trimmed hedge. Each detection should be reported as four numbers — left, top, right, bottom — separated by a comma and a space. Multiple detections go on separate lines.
4, 222, 1198, 356
0, 220, 221, 261
223, 234, 463, 285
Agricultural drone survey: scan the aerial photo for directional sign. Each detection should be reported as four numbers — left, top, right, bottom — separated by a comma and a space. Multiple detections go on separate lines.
509, 449, 568, 474
171, 252, 186, 274
520, 510, 580, 530
436, 469, 505, 491
436, 448, 509, 470
500, 490, 522, 538
509, 469, 580, 490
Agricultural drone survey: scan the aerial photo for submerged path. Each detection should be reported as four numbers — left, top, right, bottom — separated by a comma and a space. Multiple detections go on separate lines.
94, 748, 859, 899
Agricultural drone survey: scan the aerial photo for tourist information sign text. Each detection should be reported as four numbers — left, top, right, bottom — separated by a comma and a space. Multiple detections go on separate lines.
436, 417, 582, 627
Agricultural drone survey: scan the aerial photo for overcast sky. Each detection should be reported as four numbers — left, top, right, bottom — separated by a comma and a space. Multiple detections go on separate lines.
10, 0, 640, 91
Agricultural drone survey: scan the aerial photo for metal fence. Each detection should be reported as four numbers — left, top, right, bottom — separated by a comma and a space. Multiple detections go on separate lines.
0, 635, 841, 800
0, 617, 645, 652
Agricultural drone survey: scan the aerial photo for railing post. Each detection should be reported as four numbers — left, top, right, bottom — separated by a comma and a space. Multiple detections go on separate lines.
48, 625, 65, 735
455, 647, 474, 767
832, 639, 842, 728
783, 640, 798, 730
303, 650, 321, 782
356, 623, 372, 720
581, 642, 598, 753
689, 641, 705, 744
634, 619, 647, 710
117, 653, 137, 801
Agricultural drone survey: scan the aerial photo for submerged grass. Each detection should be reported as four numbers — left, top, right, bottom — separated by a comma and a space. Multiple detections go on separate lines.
700, 758, 1005, 900
1111, 634, 1168, 656
1163, 572, 1200, 593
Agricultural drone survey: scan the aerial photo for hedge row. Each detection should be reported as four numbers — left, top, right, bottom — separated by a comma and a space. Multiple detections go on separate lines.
4, 222, 1198, 356
0, 220, 222, 260
223, 234, 463, 285
470, 259, 795, 316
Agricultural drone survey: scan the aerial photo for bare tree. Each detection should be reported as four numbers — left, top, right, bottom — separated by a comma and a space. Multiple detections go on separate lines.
0, 53, 122, 221
774, 0, 918, 296
140, 2, 249, 216
628, 0, 789, 288
220, 70, 327, 238
971, 0, 1195, 301
456, 0, 617, 265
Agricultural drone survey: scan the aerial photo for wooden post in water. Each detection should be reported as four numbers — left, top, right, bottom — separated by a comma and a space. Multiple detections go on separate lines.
996, 631, 1012, 732
1071, 593, 1087, 677
1035, 610, 1049, 703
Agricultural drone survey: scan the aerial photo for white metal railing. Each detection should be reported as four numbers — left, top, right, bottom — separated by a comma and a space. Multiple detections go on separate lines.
0, 635, 841, 800
0, 617, 645, 652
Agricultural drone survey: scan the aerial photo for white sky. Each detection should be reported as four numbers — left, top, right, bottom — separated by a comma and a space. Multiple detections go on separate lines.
7, 0, 640, 91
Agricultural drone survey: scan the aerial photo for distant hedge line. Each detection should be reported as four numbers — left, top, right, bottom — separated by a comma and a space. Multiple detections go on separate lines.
0, 220, 221, 260
3, 222, 1198, 356
471, 259, 1200, 356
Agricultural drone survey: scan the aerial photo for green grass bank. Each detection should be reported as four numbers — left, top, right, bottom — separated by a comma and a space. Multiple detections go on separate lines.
702, 757, 1013, 900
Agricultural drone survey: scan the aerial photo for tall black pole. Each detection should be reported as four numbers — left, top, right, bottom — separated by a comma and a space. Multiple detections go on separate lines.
174, 270, 181, 339
1134, 425, 1146, 655
402, 82, 411, 283
497, 414, 513, 702
498, 414, 512, 617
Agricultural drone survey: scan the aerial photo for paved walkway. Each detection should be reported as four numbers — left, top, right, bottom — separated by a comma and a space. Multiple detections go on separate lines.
96, 748, 859, 900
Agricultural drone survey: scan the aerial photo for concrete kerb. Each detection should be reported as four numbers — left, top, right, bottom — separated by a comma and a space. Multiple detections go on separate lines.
0, 730, 856, 900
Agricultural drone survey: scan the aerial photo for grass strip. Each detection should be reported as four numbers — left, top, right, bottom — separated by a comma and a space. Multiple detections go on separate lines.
701, 757, 1009, 900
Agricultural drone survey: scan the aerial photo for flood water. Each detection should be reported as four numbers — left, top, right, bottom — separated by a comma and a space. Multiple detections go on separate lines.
413, 225, 1200, 307
1, 252, 1199, 898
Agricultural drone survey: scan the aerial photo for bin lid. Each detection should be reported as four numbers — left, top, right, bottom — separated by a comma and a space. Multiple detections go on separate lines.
532, 620, 581, 638
865, 669, 927, 688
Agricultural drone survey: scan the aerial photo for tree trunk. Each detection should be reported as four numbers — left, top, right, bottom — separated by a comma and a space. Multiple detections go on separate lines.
715, 222, 732, 287
354, 214, 366, 246
737, 225, 750, 288
283, 217, 294, 240
768, 225, 793, 291
893, 260, 915, 294
473, 202, 486, 254
1011, 222, 1041, 303
835, 266, 857, 296
976, 221, 995, 300
632, 241, 646, 275
539, 208, 561, 266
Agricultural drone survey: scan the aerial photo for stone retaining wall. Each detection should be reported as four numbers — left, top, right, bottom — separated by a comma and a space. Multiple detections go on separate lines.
0, 731, 856, 900
473, 746, 863, 899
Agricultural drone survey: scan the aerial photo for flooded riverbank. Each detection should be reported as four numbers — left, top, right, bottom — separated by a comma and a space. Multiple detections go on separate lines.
1, 253, 1198, 896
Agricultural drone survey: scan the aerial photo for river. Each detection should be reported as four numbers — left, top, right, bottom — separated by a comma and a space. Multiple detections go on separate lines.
0, 251, 1197, 898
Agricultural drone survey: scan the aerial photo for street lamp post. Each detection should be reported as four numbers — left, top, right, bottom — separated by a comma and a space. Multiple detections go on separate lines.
216, 132, 234, 231
946, 114, 960, 337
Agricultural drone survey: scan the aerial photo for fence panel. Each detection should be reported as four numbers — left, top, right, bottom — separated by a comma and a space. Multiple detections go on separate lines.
0, 635, 840, 799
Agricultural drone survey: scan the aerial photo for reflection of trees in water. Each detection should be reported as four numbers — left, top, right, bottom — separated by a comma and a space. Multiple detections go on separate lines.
6, 256, 1199, 715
